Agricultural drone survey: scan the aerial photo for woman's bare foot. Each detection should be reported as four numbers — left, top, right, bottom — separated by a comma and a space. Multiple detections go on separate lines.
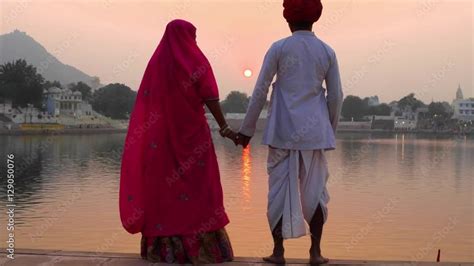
309, 254, 329, 265
262, 254, 286, 264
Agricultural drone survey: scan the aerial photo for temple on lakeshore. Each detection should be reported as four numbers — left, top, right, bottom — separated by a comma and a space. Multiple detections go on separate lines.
0, 87, 123, 129
43, 87, 93, 117
452, 84, 474, 121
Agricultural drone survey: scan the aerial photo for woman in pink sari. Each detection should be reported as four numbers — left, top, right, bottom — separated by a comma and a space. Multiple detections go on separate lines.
119, 19, 236, 264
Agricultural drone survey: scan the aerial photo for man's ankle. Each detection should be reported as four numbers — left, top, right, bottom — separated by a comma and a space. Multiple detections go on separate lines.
309, 246, 321, 256
273, 247, 285, 257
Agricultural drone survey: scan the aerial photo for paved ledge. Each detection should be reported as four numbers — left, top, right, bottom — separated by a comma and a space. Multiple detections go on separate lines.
0, 249, 472, 266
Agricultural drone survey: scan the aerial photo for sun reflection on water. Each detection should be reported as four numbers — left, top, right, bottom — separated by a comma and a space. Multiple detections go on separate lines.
241, 146, 252, 208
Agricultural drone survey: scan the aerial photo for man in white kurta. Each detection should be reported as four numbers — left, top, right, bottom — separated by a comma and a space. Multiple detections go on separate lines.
238, 0, 343, 263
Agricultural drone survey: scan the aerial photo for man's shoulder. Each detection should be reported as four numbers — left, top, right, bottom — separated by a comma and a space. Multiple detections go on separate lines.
262, 37, 290, 58
269, 37, 290, 50
316, 37, 336, 57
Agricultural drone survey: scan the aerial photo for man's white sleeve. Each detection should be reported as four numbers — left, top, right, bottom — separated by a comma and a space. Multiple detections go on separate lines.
239, 44, 278, 136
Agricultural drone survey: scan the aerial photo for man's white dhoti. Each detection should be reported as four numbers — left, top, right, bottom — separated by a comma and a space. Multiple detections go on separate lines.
267, 147, 330, 239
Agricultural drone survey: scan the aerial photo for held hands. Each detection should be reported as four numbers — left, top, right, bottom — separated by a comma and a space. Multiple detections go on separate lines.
219, 125, 251, 148
235, 133, 251, 148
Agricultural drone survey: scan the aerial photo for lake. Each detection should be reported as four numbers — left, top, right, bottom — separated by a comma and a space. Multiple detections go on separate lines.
0, 132, 472, 262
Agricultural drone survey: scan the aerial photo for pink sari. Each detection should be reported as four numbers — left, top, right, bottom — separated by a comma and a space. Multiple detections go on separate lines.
119, 20, 230, 254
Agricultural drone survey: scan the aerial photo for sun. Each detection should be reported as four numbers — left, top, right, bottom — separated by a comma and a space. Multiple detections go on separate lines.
244, 69, 252, 78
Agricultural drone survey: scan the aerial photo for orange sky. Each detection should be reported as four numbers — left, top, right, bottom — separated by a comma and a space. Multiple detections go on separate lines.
0, 0, 472, 103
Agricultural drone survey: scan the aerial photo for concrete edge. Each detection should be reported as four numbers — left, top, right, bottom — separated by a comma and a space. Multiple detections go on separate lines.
0, 249, 472, 265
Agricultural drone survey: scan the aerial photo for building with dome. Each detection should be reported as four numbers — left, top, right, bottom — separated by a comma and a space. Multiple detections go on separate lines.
1, 87, 125, 130
452, 84, 474, 121
44, 87, 93, 117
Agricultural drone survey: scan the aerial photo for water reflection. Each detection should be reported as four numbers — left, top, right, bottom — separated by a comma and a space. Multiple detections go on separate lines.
339, 135, 374, 183
241, 146, 252, 208
0, 137, 44, 208
401, 134, 405, 160
0, 133, 472, 262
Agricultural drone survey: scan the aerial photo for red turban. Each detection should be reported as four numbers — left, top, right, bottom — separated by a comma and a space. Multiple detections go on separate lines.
283, 0, 323, 24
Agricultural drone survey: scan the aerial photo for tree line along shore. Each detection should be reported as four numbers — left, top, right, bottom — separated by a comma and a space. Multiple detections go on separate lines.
1, 59, 472, 135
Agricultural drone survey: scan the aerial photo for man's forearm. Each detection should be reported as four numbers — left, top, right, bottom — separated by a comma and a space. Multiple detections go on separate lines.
239, 87, 268, 137
327, 94, 343, 131
240, 44, 277, 136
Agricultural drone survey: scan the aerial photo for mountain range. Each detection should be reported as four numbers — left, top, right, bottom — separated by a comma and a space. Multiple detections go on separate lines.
0, 30, 99, 89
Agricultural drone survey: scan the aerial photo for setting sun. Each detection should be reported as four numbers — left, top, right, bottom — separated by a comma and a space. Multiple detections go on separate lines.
243, 69, 252, 78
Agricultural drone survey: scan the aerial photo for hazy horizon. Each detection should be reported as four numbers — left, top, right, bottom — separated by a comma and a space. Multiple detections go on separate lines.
1, 0, 472, 103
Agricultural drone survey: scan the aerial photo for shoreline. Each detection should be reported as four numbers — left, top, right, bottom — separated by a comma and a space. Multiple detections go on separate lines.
0, 127, 471, 137
0, 127, 127, 136
0, 249, 471, 265
336, 128, 473, 136
0, 118, 471, 136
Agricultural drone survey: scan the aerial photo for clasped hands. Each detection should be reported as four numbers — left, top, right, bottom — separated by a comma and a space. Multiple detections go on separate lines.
219, 125, 251, 148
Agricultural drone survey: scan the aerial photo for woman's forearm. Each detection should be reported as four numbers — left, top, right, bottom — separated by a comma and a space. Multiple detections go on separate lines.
205, 100, 227, 129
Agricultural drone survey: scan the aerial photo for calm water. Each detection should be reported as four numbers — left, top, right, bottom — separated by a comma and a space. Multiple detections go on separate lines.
0, 132, 473, 262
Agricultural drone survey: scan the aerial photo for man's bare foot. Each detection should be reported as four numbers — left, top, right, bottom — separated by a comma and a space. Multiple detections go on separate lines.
309, 255, 329, 265
262, 254, 286, 264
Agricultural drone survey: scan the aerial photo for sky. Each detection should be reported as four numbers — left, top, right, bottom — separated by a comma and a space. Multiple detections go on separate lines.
0, 0, 472, 103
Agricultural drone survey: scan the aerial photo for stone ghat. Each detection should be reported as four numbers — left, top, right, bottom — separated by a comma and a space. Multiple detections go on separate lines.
0, 249, 472, 266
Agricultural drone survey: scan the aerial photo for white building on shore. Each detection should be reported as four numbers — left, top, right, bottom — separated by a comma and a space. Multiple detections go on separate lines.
452, 84, 474, 121
0, 100, 13, 116
44, 87, 93, 117
1, 87, 105, 127
367, 96, 380, 106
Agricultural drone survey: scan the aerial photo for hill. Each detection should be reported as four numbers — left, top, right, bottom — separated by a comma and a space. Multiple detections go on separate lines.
0, 30, 100, 89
